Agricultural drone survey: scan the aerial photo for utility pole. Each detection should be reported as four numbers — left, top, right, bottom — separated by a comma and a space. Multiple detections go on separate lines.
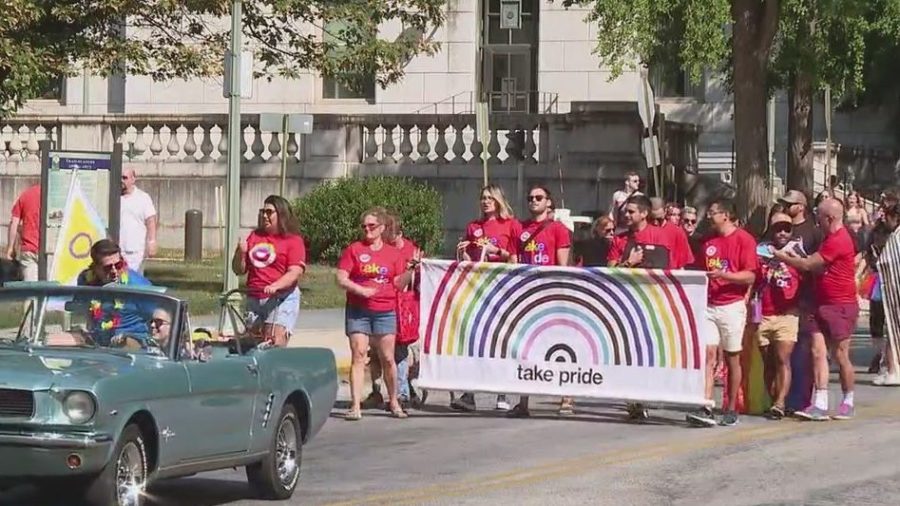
224, 0, 242, 293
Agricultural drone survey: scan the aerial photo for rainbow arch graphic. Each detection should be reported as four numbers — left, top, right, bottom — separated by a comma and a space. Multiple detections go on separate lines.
421, 260, 708, 370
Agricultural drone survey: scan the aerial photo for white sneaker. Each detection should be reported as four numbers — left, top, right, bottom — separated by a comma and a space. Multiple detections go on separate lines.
495, 395, 511, 411
875, 373, 900, 386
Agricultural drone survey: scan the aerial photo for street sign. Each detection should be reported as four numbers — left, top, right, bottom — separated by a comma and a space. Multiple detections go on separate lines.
260, 113, 313, 135
223, 50, 254, 99
637, 67, 655, 131
258, 113, 315, 195
642, 136, 661, 169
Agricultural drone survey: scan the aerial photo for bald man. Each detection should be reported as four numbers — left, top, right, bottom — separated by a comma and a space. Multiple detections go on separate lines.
120, 168, 158, 272
775, 198, 859, 421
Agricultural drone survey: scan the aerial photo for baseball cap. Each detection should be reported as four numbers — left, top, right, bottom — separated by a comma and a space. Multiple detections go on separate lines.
779, 190, 807, 206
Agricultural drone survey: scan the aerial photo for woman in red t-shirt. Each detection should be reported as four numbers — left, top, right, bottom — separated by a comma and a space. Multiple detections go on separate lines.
456, 184, 520, 263
452, 184, 520, 412
337, 207, 414, 420
232, 195, 306, 348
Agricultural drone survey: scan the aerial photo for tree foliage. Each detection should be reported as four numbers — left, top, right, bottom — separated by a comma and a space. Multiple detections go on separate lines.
0, 0, 445, 116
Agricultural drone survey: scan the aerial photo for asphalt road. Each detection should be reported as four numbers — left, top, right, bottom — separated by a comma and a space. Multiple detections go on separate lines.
4, 340, 900, 506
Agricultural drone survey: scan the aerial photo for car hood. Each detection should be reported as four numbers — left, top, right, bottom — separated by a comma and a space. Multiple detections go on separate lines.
0, 347, 150, 391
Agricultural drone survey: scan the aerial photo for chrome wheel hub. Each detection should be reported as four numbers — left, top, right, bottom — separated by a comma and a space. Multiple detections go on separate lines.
116, 441, 145, 506
275, 418, 299, 487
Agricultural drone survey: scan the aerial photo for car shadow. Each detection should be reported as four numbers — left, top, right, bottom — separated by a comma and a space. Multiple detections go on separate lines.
147, 477, 253, 506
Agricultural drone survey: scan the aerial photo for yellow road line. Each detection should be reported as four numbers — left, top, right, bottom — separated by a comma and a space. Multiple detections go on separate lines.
325, 401, 900, 506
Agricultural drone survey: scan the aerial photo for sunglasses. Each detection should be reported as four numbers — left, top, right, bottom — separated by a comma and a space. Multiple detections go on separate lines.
684, 219, 697, 225
603, 228, 614, 234
100, 260, 125, 273
259, 209, 276, 216
149, 318, 171, 328
769, 223, 792, 234
527, 195, 546, 202
360, 223, 381, 231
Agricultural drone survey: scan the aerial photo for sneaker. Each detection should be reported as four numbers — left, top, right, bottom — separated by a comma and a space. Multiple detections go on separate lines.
626, 403, 649, 422
874, 373, 900, 386
719, 411, 739, 427
794, 405, 830, 421
495, 395, 511, 411
506, 403, 530, 418
831, 402, 855, 420
558, 398, 575, 416
686, 407, 717, 427
361, 390, 384, 410
765, 405, 785, 420
451, 393, 476, 412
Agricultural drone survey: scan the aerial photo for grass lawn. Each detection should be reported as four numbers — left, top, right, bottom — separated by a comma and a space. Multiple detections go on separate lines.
142, 256, 345, 314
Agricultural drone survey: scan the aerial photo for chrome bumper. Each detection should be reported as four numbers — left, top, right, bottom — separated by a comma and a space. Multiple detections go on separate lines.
0, 430, 112, 449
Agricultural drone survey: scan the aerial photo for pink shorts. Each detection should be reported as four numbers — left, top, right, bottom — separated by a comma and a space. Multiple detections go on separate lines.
805, 303, 859, 342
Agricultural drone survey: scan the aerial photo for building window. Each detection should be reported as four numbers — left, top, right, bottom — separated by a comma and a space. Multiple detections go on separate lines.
322, 75, 375, 101
322, 20, 376, 101
650, 63, 705, 101
28, 75, 65, 101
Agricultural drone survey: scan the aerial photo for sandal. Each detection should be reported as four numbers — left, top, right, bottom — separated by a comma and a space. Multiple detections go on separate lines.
344, 409, 362, 421
390, 407, 408, 419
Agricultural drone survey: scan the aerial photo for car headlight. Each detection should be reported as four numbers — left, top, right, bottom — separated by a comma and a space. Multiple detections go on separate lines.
63, 391, 96, 424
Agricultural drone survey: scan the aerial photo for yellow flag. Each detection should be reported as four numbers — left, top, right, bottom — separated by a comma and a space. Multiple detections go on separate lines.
49, 178, 108, 285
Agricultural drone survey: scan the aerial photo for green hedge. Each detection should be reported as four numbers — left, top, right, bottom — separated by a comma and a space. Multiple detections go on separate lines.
294, 176, 444, 263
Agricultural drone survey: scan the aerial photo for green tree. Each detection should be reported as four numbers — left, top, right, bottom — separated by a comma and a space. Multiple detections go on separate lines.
572, 0, 899, 226
0, 0, 445, 116
571, 0, 777, 229
771, 0, 900, 194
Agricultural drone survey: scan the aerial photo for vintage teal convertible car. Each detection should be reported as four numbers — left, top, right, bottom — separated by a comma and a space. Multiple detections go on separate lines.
0, 284, 337, 506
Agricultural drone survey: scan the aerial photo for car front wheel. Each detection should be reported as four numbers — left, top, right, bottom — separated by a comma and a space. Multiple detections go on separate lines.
84, 423, 149, 506
246, 404, 302, 499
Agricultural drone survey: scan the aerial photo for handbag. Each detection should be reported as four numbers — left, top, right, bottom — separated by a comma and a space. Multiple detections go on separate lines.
396, 268, 420, 345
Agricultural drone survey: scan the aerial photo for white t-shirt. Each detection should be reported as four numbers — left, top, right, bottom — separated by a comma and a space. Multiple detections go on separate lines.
609, 189, 643, 218
120, 187, 157, 253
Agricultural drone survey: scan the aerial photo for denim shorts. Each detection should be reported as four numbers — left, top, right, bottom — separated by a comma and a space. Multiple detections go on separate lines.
345, 305, 397, 336
247, 287, 301, 332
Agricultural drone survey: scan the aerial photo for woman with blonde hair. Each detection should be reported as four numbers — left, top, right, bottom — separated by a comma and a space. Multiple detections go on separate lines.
452, 184, 521, 412
337, 207, 415, 420
845, 190, 870, 229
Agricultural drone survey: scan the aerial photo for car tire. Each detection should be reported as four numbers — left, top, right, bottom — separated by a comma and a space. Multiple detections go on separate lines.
246, 404, 302, 500
83, 423, 149, 506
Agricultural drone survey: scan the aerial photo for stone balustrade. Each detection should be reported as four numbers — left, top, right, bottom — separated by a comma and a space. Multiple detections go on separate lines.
1, 104, 702, 254
0, 113, 555, 166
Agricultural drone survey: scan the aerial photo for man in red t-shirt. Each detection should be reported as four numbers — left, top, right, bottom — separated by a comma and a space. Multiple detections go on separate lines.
608, 195, 675, 268
755, 213, 802, 419
508, 185, 572, 418
4, 184, 41, 281
687, 199, 757, 428
775, 198, 859, 420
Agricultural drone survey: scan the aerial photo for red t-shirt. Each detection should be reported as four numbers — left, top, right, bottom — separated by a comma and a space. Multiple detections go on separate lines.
662, 222, 694, 269
464, 217, 521, 262
519, 219, 572, 266
395, 238, 419, 264
338, 241, 405, 312
703, 228, 758, 306
245, 231, 307, 298
757, 258, 801, 315
815, 227, 858, 305
607, 224, 675, 267
11, 185, 41, 253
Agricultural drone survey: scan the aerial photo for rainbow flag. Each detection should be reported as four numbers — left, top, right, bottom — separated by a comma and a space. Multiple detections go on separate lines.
49, 177, 108, 285
418, 260, 710, 406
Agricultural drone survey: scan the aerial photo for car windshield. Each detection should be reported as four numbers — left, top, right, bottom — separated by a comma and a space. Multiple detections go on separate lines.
0, 285, 177, 356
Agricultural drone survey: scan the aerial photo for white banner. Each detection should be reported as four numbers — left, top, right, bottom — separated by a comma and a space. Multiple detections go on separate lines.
418, 260, 710, 406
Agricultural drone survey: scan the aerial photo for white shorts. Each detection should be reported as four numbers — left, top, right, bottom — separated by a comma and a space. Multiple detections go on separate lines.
704, 300, 747, 353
